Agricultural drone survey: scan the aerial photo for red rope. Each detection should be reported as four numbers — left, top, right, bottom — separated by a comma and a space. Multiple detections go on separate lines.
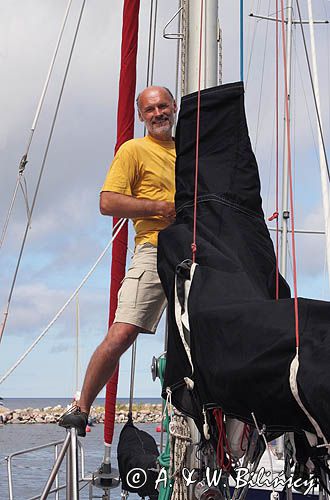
191, 0, 204, 263
213, 409, 232, 471
280, 0, 299, 348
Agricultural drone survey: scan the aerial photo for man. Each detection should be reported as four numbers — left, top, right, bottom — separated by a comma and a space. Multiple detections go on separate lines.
59, 86, 177, 435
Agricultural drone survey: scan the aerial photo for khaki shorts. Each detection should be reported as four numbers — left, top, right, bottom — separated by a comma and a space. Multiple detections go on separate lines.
114, 243, 167, 333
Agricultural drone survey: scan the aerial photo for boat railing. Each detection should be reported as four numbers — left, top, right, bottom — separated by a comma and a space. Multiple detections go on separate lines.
5, 434, 91, 500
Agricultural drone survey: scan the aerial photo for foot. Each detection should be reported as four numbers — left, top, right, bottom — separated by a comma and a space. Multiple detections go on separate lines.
58, 405, 89, 437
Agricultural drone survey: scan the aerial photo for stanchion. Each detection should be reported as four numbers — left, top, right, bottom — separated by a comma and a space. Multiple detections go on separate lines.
40, 428, 80, 500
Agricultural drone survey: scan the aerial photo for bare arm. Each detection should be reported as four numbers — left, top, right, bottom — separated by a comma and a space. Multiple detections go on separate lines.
100, 191, 176, 221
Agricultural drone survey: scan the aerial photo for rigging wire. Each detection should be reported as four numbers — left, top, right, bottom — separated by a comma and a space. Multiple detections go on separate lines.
292, 27, 297, 223
0, 182, 20, 250
146, 0, 158, 86
0, 0, 87, 346
276, 9, 326, 444
245, 0, 262, 89
275, 0, 280, 299
0, 218, 127, 386
254, 0, 271, 153
173, 0, 182, 134
280, 0, 299, 347
244, 0, 255, 76
0, 177, 31, 250
293, 37, 319, 163
19, 177, 31, 223
265, 108, 275, 219
0, 0, 74, 250
143, 0, 158, 139
295, 0, 330, 182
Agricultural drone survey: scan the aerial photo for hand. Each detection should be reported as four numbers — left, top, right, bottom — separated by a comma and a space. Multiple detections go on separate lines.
158, 201, 176, 222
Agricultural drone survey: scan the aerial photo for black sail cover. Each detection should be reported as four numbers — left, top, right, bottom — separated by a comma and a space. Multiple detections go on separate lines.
157, 82, 330, 441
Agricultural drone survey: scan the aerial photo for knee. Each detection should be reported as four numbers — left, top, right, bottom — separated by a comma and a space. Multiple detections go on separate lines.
104, 323, 139, 354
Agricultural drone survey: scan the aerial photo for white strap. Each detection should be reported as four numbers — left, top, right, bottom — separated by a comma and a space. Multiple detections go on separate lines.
289, 350, 327, 442
174, 263, 198, 375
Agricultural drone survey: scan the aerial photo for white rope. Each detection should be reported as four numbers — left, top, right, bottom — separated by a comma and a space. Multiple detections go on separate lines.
289, 349, 327, 443
174, 262, 197, 375
0, 218, 127, 386
169, 411, 191, 500
162, 387, 173, 421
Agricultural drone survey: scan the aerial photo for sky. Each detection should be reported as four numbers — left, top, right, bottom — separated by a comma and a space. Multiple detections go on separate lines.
0, 0, 330, 398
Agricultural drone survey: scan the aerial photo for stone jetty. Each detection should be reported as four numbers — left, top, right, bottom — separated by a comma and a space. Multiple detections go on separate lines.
0, 403, 163, 425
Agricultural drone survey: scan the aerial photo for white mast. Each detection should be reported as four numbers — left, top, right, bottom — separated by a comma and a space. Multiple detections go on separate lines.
182, 0, 218, 94
280, 0, 293, 279
180, 1, 219, 490
306, 0, 330, 288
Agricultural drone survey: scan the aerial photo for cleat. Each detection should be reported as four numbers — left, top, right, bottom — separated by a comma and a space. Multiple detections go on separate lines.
58, 405, 88, 437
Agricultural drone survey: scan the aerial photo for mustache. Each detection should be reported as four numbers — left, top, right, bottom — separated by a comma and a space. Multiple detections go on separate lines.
152, 116, 169, 124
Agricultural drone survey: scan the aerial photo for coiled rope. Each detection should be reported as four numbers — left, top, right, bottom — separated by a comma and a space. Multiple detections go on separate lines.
169, 411, 191, 500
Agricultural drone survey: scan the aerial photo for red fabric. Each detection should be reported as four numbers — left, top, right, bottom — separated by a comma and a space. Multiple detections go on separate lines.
104, 0, 140, 446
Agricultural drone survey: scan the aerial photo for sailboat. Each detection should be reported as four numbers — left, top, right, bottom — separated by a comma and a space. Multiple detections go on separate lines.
1, 0, 330, 499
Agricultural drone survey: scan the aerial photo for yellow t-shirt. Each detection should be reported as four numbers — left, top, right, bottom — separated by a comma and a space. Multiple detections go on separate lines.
101, 135, 176, 247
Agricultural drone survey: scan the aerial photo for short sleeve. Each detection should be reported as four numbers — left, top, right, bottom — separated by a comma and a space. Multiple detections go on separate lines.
101, 144, 138, 195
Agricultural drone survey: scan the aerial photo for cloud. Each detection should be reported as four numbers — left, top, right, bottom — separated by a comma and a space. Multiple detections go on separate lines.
1, 0, 330, 397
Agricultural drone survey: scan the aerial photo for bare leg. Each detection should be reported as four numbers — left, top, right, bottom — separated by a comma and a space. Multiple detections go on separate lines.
78, 322, 140, 414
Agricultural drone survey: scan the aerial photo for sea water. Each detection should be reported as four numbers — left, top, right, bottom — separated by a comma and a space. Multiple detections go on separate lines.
0, 398, 161, 500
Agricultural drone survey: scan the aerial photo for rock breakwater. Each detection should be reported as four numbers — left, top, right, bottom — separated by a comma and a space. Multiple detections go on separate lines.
0, 403, 163, 425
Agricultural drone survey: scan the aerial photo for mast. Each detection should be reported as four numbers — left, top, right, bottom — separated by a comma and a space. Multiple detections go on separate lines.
179, 0, 220, 490
306, 0, 330, 288
182, 0, 218, 95
280, 0, 293, 279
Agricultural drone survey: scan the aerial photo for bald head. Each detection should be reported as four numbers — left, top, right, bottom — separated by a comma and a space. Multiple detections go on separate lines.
136, 86, 177, 141
136, 86, 174, 111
